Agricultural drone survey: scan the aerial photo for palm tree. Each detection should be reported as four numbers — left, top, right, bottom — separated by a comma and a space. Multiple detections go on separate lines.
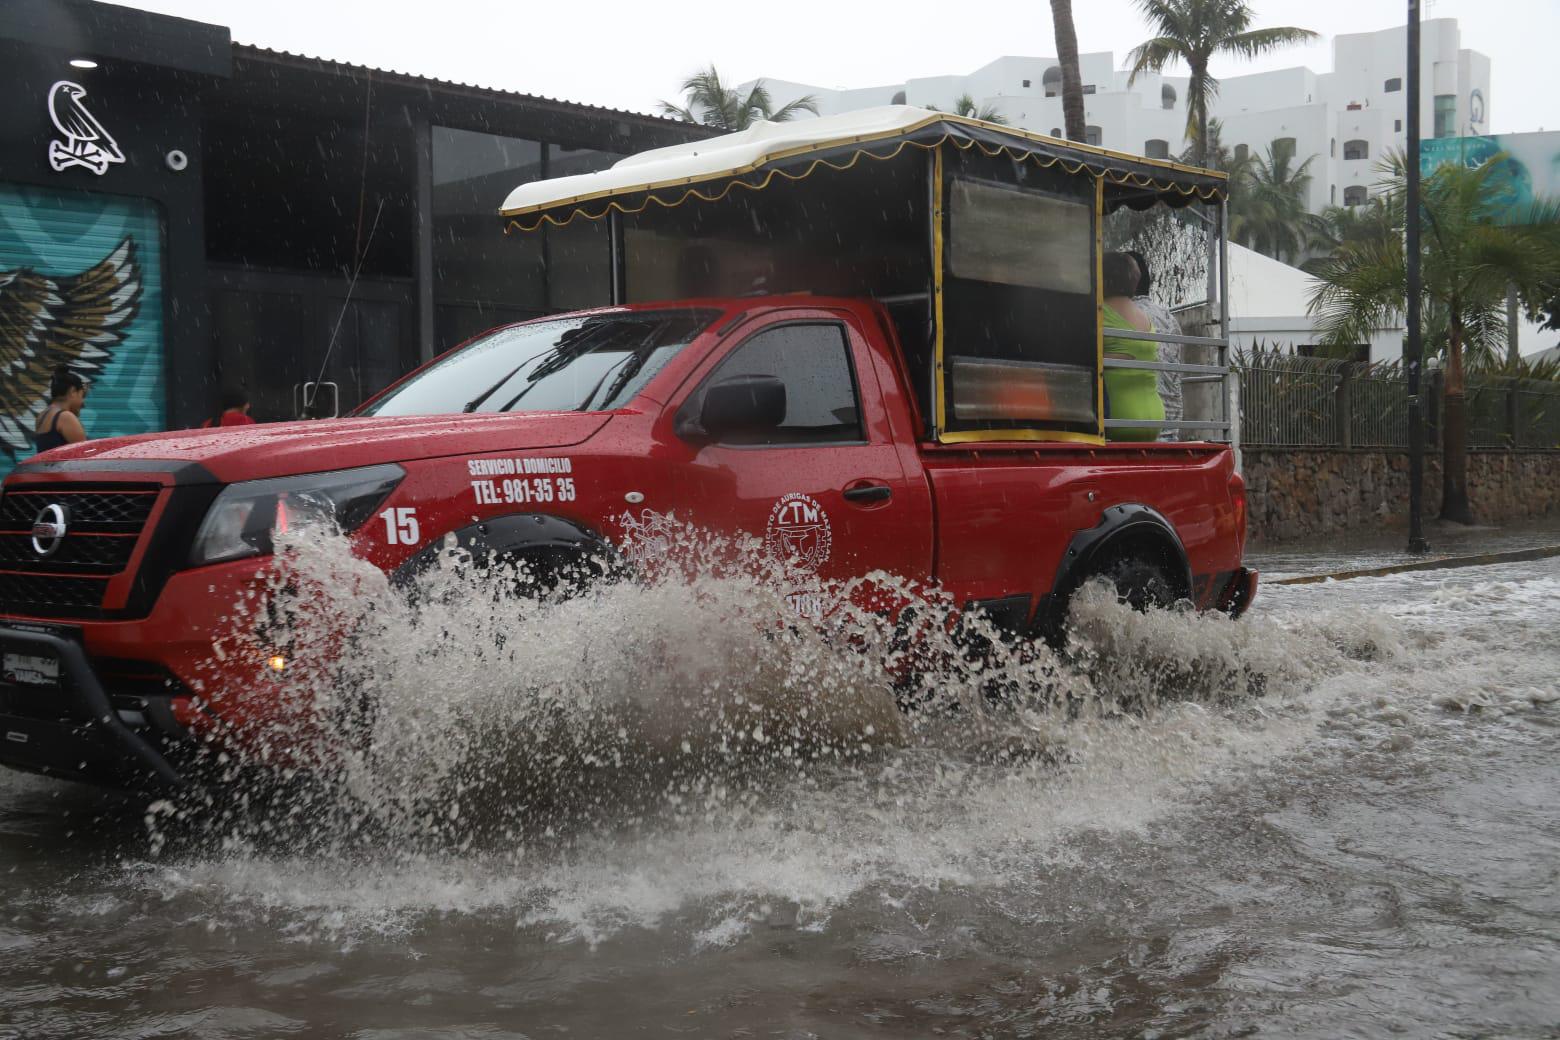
929, 93, 1009, 125
1178, 118, 1249, 179
1308, 154, 1560, 523
1126, 0, 1316, 168
1230, 138, 1318, 264
659, 66, 819, 131
1302, 197, 1399, 273
1049, 0, 1086, 142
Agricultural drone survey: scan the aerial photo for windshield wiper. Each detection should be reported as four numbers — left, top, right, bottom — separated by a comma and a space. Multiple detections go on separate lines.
576, 352, 636, 413
500, 322, 662, 413
576, 323, 668, 411
463, 345, 556, 413
462, 324, 624, 413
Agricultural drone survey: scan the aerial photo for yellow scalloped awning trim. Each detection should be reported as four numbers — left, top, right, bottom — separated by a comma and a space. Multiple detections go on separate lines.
502, 114, 1225, 233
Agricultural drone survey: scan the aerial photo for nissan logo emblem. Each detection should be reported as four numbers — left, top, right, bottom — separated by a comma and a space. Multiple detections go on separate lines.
30, 503, 68, 557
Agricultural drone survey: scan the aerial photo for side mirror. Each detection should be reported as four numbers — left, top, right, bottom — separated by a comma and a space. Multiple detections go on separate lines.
680, 375, 787, 444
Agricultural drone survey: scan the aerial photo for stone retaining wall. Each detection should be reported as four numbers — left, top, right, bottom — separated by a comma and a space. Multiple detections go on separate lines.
1243, 449, 1560, 543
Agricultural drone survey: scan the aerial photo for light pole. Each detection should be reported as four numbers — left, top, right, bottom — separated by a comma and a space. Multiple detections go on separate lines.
1404, 0, 1430, 554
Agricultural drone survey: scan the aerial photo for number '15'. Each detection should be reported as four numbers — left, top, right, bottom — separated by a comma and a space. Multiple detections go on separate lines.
380, 507, 420, 546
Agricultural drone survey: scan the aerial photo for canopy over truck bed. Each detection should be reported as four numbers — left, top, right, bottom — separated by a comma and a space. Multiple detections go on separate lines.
500, 107, 1236, 448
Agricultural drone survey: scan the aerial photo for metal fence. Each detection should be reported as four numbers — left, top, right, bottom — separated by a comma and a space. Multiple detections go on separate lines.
1236, 356, 1342, 448
1236, 355, 1560, 450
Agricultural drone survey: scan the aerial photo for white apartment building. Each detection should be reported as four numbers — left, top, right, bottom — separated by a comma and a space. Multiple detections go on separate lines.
753, 19, 1490, 216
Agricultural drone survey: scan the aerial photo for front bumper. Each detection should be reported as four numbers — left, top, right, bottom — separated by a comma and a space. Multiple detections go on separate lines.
0, 624, 188, 790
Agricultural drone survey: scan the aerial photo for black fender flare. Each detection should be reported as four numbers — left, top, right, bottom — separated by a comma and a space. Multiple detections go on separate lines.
391, 513, 623, 591
1032, 503, 1193, 639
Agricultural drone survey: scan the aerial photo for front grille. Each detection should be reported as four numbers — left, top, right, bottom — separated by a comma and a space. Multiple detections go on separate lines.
0, 573, 109, 610
0, 484, 160, 617
0, 490, 157, 528
0, 530, 136, 572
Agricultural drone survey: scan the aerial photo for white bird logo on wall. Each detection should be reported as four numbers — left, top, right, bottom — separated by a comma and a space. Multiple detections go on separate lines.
48, 81, 125, 176
0, 238, 143, 460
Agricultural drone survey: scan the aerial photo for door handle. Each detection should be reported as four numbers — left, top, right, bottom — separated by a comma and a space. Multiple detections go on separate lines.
842, 482, 893, 505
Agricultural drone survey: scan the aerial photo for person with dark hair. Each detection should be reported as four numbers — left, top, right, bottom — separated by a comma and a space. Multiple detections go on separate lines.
202, 388, 255, 429
1124, 249, 1183, 440
32, 366, 88, 453
1101, 252, 1164, 441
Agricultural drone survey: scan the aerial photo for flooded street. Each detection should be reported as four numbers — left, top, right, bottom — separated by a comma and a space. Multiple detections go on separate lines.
3, 550, 1559, 1039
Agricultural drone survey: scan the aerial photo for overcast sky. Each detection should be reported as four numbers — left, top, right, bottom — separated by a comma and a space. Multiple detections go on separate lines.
115, 0, 1554, 135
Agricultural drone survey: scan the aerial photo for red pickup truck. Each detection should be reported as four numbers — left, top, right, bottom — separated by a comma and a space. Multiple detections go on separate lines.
2, 110, 1259, 789
0, 295, 1252, 789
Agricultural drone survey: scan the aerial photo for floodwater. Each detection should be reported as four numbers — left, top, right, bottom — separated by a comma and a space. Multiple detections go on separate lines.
3, 544, 1559, 1039
1249, 518, 1560, 581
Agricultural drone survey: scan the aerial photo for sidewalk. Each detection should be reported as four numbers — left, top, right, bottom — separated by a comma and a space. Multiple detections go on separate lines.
1247, 518, 1560, 582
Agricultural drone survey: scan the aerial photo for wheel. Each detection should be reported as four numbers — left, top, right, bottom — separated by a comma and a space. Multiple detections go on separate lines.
1094, 553, 1180, 613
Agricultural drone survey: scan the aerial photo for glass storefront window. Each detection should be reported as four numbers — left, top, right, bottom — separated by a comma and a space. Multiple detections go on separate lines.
431, 127, 623, 351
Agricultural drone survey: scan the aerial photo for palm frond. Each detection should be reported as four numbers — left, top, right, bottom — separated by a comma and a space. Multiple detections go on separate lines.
656, 100, 698, 123
1125, 36, 1186, 83
1220, 25, 1319, 60
767, 94, 821, 123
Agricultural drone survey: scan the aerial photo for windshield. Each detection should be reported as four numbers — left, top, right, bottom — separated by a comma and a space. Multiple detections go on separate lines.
362, 309, 720, 417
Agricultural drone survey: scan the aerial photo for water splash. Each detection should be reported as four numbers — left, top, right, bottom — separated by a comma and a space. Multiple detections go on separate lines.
135, 523, 1407, 944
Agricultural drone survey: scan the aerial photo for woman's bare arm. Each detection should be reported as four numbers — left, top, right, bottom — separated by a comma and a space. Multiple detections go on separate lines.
57, 411, 86, 444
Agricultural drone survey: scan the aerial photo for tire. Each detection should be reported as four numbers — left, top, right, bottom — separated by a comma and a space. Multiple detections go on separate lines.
1094, 553, 1180, 613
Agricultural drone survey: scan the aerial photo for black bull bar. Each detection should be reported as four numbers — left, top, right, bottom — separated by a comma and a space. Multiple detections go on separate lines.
0, 626, 183, 789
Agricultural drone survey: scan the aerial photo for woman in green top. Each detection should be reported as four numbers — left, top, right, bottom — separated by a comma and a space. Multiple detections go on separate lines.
1101, 252, 1164, 441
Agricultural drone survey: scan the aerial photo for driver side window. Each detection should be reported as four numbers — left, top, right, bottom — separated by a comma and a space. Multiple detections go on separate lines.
708, 323, 863, 444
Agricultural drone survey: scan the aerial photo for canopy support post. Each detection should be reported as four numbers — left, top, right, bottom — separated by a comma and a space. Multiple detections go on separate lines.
929, 146, 946, 441
1219, 197, 1238, 469
609, 211, 625, 305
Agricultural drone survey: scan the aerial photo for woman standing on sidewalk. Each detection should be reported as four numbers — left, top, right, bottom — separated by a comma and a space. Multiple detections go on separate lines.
32, 366, 88, 454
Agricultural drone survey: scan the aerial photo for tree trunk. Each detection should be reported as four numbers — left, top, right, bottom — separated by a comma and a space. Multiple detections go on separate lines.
1192, 63, 1216, 309
1050, 0, 1087, 142
1440, 312, 1475, 524
1192, 64, 1209, 169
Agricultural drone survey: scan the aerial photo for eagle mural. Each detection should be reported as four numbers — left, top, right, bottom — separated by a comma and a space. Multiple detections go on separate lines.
0, 237, 143, 461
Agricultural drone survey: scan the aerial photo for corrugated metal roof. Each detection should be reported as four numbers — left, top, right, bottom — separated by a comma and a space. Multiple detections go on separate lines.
231, 43, 711, 132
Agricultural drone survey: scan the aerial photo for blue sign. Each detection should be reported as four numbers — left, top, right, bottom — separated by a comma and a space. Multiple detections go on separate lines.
1419, 132, 1560, 226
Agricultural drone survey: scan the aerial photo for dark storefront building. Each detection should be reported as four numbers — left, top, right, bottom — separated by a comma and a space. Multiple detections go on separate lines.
0, 0, 707, 476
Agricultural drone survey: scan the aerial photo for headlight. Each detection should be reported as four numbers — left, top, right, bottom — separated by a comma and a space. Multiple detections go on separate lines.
189, 464, 405, 566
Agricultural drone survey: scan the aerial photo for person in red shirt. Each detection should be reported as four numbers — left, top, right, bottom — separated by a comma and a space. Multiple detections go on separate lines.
202, 389, 256, 428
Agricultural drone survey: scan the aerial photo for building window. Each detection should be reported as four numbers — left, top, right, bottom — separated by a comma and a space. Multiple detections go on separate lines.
1022, 79, 1031, 88
1161, 84, 1176, 110
1042, 66, 1062, 98
1343, 185, 1367, 206
1050, 127, 1062, 137
1085, 125, 1102, 146
1394, 119, 1402, 132
1272, 136, 1297, 160
431, 126, 619, 350
433, 125, 545, 347
1384, 77, 1402, 93
1082, 84, 1096, 95
1343, 139, 1369, 161
1233, 143, 1249, 162
1331, 184, 1337, 204
1434, 95, 1457, 137
1330, 137, 1336, 158
891, 89, 907, 105
1144, 138, 1170, 159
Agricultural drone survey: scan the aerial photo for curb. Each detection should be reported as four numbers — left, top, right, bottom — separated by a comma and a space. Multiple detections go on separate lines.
1269, 544, 1560, 585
